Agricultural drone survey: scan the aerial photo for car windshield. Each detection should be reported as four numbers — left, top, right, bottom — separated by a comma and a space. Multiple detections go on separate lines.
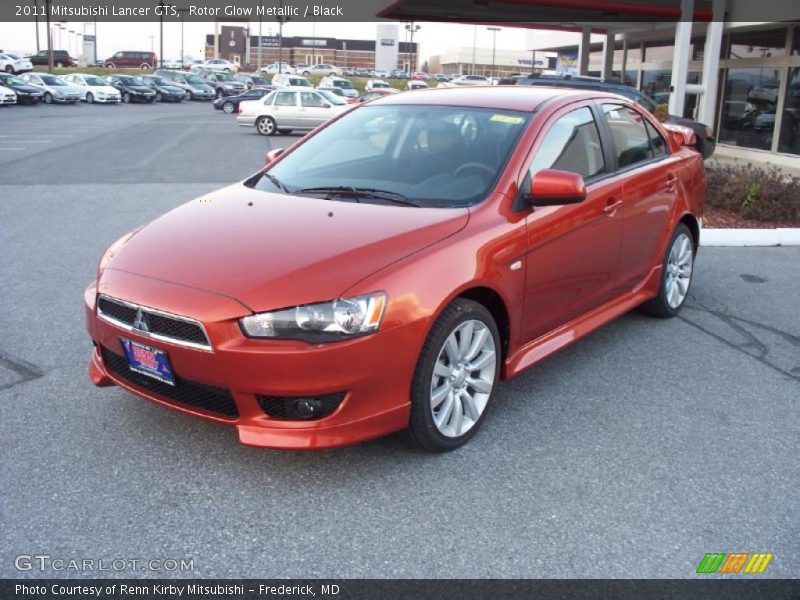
216, 73, 234, 81
41, 74, 66, 86
2, 76, 26, 85
251, 104, 530, 208
333, 80, 354, 89
118, 75, 145, 85
318, 90, 347, 105
150, 76, 170, 85
185, 74, 203, 84
289, 77, 311, 86
249, 76, 268, 84
85, 76, 106, 86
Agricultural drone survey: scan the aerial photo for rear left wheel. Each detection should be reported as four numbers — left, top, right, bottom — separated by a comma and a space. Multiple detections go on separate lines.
404, 299, 500, 452
639, 223, 694, 318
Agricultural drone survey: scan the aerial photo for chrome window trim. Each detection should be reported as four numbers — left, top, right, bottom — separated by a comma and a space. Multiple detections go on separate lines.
96, 294, 213, 352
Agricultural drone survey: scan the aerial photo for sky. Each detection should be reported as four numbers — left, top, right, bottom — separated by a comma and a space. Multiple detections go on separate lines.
0, 20, 561, 63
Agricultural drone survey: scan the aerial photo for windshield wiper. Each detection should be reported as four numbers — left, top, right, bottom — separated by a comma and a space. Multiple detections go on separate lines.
263, 172, 289, 194
293, 186, 421, 207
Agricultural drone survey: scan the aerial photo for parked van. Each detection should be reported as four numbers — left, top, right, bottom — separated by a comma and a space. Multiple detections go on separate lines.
105, 51, 157, 70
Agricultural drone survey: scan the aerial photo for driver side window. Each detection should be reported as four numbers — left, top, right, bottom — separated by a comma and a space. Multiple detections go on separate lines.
529, 107, 605, 180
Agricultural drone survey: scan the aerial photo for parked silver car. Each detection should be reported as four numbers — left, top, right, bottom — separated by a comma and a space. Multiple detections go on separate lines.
236, 87, 349, 136
21, 72, 82, 104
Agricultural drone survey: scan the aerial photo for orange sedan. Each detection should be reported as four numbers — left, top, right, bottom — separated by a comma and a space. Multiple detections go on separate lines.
86, 86, 705, 451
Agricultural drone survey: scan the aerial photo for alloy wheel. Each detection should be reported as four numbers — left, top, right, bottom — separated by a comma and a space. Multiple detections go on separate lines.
665, 232, 693, 309
430, 319, 497, 438
223, 102, 235, 114
257, 117, 275, 136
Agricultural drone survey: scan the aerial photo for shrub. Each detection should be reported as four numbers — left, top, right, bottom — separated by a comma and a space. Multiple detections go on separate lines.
705, 163, 800, 223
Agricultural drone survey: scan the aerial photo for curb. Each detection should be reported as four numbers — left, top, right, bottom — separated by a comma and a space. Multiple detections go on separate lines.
700, 228, 800, 247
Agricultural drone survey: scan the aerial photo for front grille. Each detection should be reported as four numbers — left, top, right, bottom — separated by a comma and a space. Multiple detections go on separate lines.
101, 345, 239, 419
97, 295, 211, 350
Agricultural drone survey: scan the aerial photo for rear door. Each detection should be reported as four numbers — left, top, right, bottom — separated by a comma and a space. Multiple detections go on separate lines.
597, 103, 680, 292
271, 90, 300, 128
521, 102, 625, 342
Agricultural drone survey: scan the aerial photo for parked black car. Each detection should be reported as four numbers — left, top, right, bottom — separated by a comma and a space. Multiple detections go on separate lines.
104, 75, 157, 103
154, 69, 215, 100
213, 88, 274, 114
508, 73, 715, 158
234, 72, 272, 90
139, 75, 187, 102
198, 71, 247, 98
28, 49, 76, 68
0, 73, 43, 104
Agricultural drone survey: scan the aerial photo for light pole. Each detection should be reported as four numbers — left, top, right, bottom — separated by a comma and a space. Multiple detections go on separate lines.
471, 25, 477, 75
276, 0, 289, 73
158, 0, 165, 68
34, 0, 40, 52
405, 22, 420, 74
487, 27, 500, 81
44, 0, 52, 71
177, 9, 188, 67
257, 3, 263, 71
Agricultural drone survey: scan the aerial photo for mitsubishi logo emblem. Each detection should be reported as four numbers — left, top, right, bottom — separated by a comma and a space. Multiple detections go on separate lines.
132, 309, 150, 333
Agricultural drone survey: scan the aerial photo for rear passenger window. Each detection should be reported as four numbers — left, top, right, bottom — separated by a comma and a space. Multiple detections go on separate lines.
601, 104, 653, 168
644, 119, 668, 157
529, 106, 605, 180
274, 91, 295, 106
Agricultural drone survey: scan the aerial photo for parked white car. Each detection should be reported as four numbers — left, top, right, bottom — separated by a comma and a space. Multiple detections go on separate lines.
0, 84, 17, 105
236, 87, 348, 136
260, 62, 295, 75
21, 72, 82, 104
438, 74, 490, 87
271, 73, 312, 88
0, 53, 33, 74
407, 80, 429, 90
191, 58, 239, 73
318, 75, 358, 98
300, 64, 341, 77
62, 73, 122, 103
161, 59, 185, 69
365, 79, 392, 91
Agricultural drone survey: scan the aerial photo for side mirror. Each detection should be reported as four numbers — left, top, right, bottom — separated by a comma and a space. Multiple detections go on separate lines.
662, 123, 697, 148
264, 148, 284, 166
322, 102, 331, 108
529, 169, 586, 206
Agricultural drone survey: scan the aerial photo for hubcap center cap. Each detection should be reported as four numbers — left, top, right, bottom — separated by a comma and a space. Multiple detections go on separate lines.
451, 366, 467, 388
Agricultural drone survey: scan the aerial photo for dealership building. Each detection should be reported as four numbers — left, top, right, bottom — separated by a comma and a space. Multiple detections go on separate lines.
205, 24, 416, 72
377, 0, 800, 167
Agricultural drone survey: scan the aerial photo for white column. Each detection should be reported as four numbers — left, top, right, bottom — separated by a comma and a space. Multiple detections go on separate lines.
697, 0, 726, 126
601, 32, 614, 80
578, 27, 591, 76
668, 0, 694, 115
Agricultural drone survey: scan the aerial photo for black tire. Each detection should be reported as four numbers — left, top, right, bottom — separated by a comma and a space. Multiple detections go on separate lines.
122, 92, 130, 104
105, 62, 114, 69
155, 92, 162, 102
86, 92, 94, 104
140, 64, 150, 71
277, 129, 290, 135
256, 116, 276, 136
56, 61, 64, 68
639, 223, 695, 318
403, 298, 501, 452
222, 101, 235, 114
44, 92, 53, 104
216, 89, 224, 99
4, 65, 13, 73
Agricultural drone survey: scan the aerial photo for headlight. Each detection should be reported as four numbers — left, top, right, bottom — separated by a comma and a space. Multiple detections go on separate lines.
240, 292, 387, 343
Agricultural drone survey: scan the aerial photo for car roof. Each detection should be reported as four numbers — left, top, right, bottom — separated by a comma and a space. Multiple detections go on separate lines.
374, 85, 618, 112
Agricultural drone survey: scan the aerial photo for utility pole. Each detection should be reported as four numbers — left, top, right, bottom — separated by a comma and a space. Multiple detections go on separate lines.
487, 27, 500, 81
158, 0, 165, 68
257, 3, 263, 71
405, 22, 420, 73
34, 0, 40, 52
471, 25, 477, 75
179, 9, 187, 66
45, 0, 52, 71
276, 0, 289, 73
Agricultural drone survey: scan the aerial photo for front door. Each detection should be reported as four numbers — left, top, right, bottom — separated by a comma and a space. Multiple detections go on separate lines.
271, 90, 300, 128
521, 103, 625, 343
298, 90, 332, 128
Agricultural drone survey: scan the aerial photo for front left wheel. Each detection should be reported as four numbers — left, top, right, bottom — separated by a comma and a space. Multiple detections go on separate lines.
404, 299, 501, 452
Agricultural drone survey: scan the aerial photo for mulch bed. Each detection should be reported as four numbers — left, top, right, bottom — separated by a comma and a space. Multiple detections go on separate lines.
703, 206, 799, 229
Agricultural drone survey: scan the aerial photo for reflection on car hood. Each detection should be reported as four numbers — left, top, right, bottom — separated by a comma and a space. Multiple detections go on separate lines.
105, 184, 470, 312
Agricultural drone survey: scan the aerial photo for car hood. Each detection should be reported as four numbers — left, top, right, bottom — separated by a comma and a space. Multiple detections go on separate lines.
128, 85, 154, 93
11, 84, 42, 93
91, 85, 120, 95
160, 85, 184, 93
189, 83, 213, 91
106, 184, 469, 313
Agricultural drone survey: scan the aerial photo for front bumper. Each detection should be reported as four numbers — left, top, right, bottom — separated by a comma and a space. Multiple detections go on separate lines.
96, 95, 121, 104
84, 277, 422, 449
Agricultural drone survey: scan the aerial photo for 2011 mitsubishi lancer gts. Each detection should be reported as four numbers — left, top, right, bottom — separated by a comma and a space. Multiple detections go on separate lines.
86, 86, 705, 452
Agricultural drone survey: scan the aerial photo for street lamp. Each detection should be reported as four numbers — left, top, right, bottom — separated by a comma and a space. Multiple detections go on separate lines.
33, 0, 40, 52
405, 22, 420, 74
276, 0, 289, 74
177, 8, 188, 67
487, 27, 500, 81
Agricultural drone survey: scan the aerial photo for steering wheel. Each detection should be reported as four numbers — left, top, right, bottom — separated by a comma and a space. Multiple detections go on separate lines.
454, 162, 495, 178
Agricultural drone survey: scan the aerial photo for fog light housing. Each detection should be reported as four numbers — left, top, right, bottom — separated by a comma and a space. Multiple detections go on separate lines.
257, 392, 346, 420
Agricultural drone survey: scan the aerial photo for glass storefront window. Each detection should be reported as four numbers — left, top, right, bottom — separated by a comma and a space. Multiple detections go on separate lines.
778, 67, 800, 155
642, 70, 672, 105
718, 67, 782, 151
728, 28, 786, 59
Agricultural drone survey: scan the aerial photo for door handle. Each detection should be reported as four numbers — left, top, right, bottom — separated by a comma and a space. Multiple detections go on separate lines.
603, 198, 623, 214
665, 173, 677, 192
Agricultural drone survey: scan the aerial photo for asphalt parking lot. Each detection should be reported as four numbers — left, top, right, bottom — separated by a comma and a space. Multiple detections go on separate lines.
1, 101, 798, 579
